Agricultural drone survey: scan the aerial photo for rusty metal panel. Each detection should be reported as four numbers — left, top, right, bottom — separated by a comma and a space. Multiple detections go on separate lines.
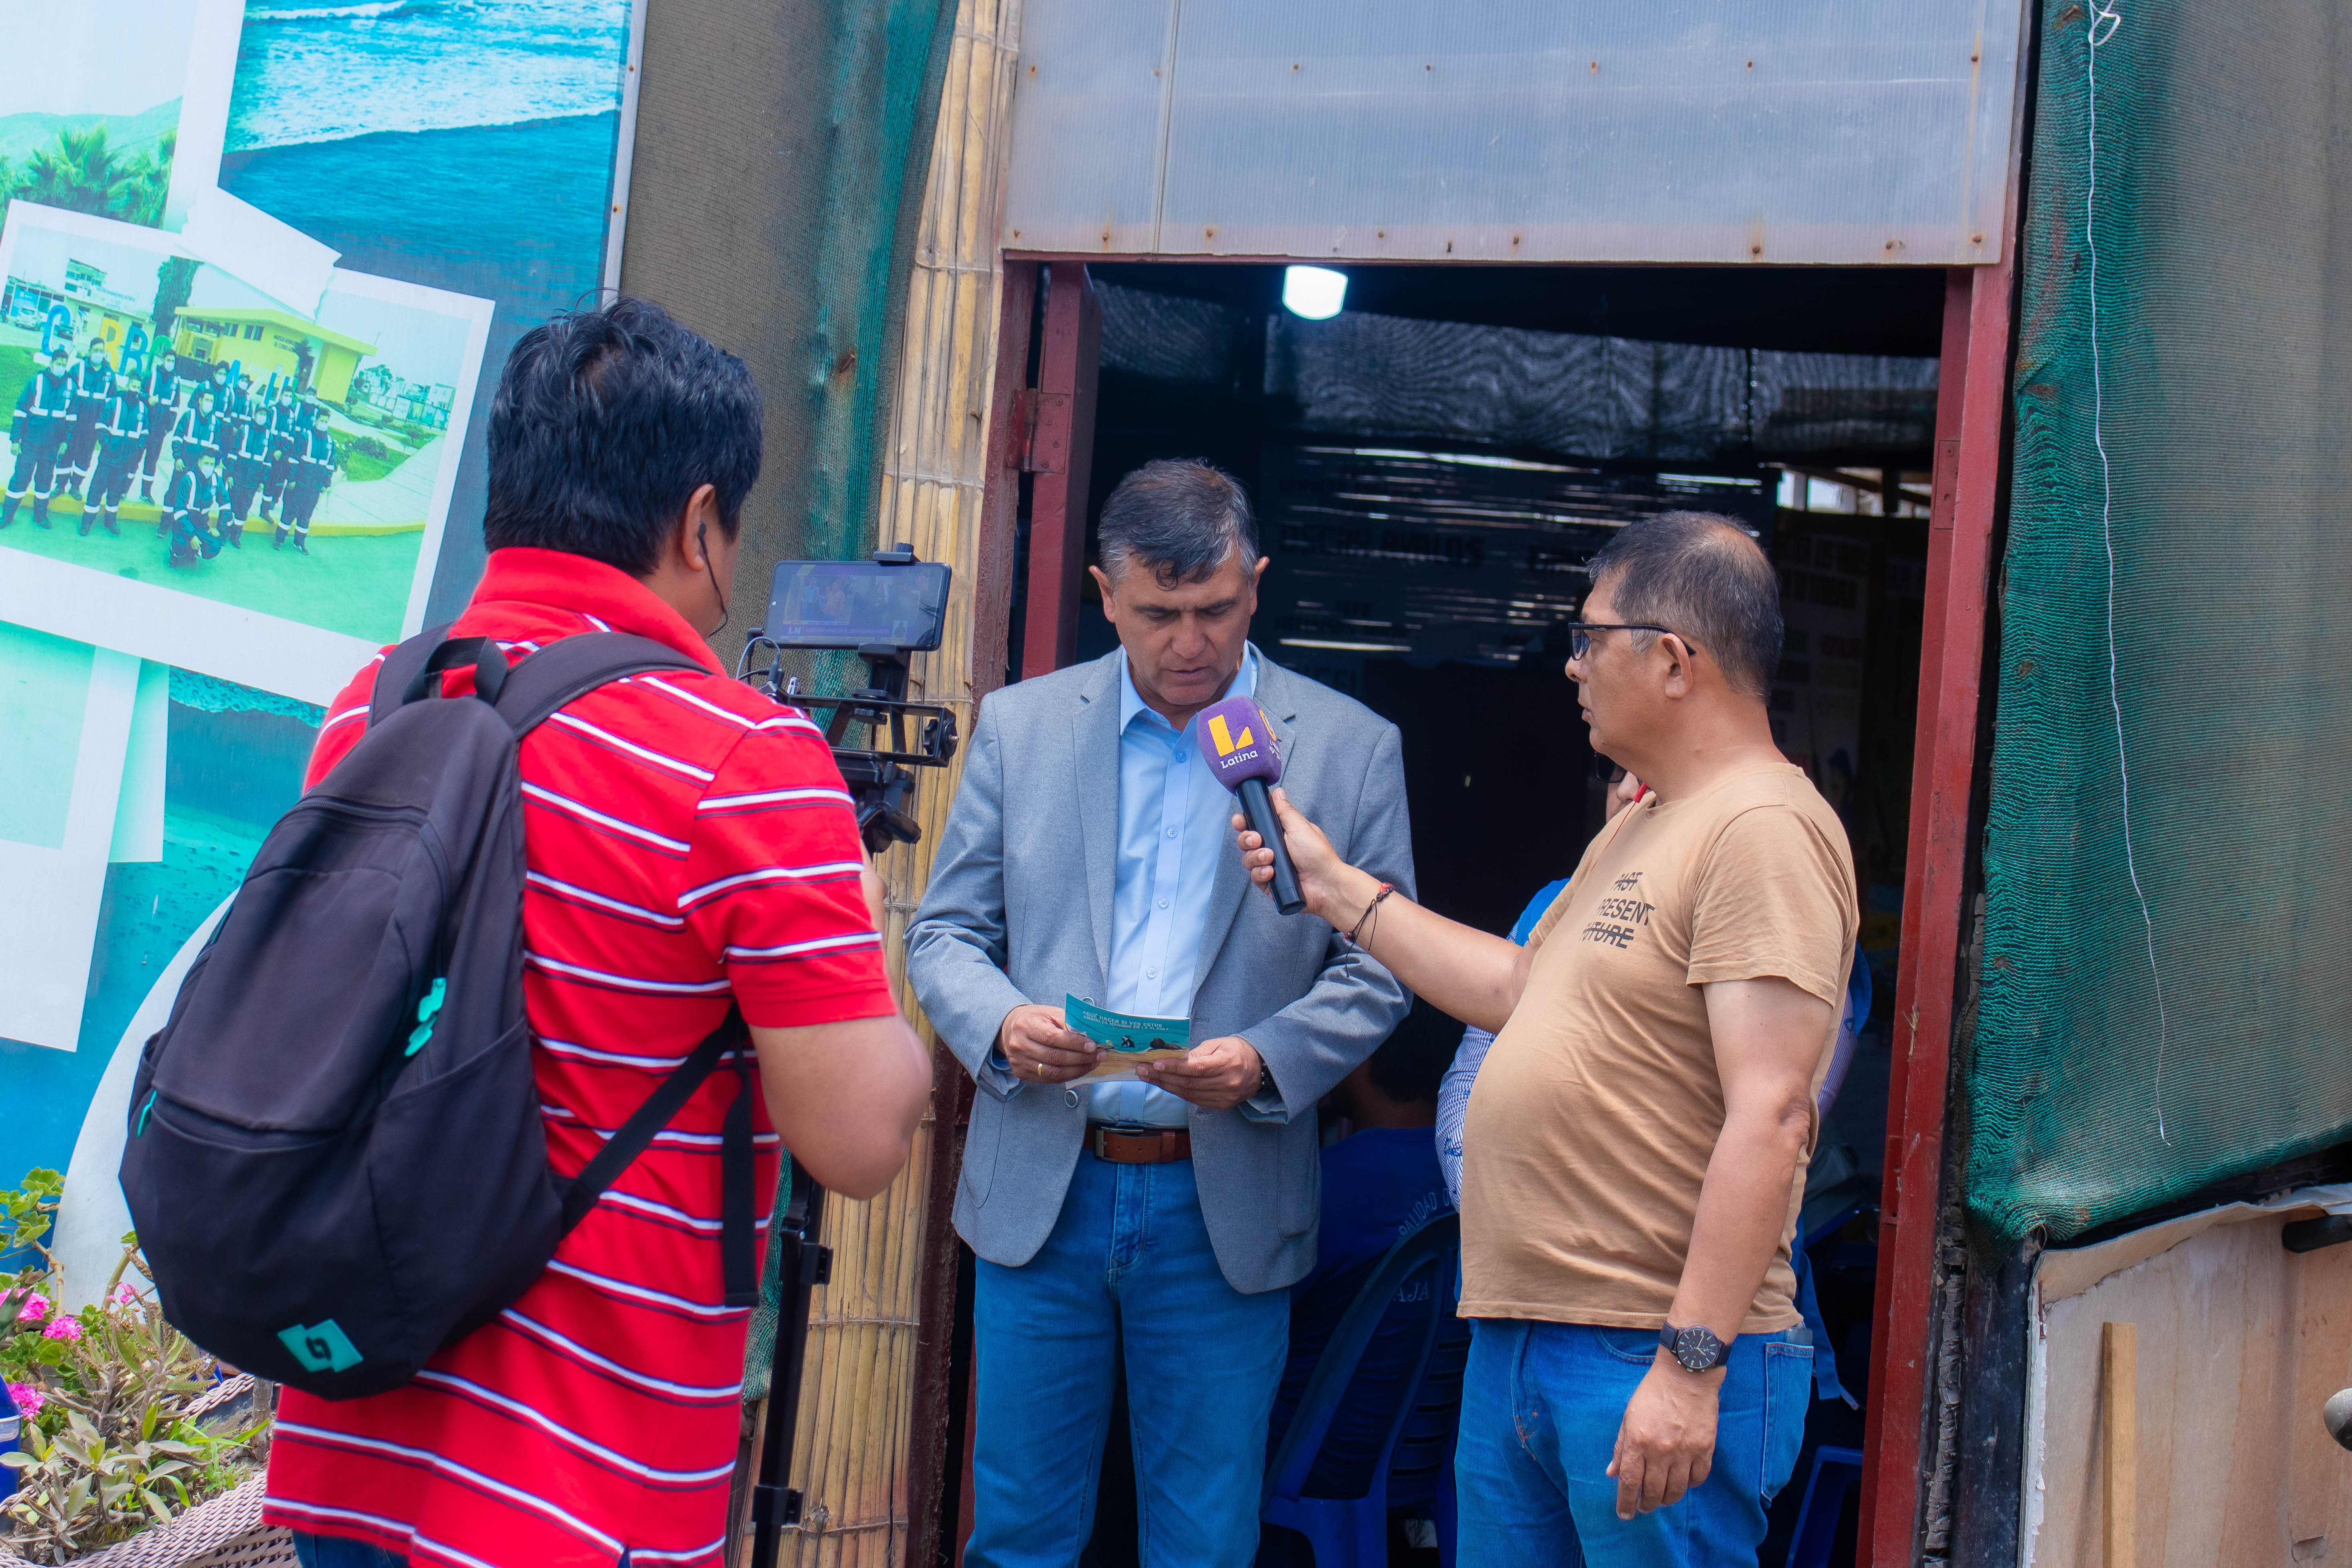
999, 0, 1171, 254
1003, 0, 2026, 265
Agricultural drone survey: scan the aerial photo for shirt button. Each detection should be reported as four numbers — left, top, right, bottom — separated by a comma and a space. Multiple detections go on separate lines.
1157, 898, 1170, 909
1166, 827, 1179, 838
1146, 968, 1158, 978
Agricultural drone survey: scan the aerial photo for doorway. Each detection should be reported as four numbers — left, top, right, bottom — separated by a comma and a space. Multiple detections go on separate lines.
1004, 259, 1943, 1568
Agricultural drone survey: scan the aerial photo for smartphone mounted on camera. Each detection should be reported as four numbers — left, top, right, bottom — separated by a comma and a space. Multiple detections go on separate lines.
738, 545, 959, 853
761, 554, 950, 653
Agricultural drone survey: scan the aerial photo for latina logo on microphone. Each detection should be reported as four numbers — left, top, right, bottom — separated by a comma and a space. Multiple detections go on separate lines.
1196, 696, 1281, 785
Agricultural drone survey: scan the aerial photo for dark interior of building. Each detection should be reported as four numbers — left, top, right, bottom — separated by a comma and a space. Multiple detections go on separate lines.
998, 261, 1943, 1568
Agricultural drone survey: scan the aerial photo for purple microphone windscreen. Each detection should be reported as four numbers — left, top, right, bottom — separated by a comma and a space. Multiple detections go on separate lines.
1194, 696, 1280, 788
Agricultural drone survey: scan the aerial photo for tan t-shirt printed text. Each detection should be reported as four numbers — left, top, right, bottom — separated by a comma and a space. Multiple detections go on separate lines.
1458, 762, 1858, 1336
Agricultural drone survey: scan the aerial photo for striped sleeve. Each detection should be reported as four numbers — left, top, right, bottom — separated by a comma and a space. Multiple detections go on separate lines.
680, 724, 894, 1030
305, 653, 391, 788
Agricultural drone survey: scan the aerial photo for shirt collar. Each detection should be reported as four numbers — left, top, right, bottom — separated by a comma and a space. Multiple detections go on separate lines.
468, 547, 728, 675
1117, 643, 1261, 736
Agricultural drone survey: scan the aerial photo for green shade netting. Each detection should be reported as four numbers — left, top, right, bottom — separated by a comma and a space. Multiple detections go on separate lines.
1967, 0, 2352, 1244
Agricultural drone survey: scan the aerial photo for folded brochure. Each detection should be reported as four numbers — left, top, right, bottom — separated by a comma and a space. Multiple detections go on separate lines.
1063, 995, 1191, 1081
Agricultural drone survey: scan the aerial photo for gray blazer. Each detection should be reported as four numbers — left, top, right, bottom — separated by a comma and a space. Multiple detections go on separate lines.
906, 650, 1416, 1294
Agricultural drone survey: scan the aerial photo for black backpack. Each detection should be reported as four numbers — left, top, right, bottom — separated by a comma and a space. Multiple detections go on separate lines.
122, 629, 762, 1398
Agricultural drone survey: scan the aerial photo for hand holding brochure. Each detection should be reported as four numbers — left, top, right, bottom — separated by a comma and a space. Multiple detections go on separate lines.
1063, 995, 1191, 1081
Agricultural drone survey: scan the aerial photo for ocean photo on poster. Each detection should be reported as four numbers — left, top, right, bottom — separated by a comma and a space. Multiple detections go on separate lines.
218, 0, 627, 305
217, 0, 633, 620
228, 0, 630, 151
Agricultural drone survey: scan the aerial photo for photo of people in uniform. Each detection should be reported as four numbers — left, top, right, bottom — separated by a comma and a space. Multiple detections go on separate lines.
0, 204, 490, 644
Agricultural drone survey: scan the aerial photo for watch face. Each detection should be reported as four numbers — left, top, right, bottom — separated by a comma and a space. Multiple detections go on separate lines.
1670, 1326, 1724, 1372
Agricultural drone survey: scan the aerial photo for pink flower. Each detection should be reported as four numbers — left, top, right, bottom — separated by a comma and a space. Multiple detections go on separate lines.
109, 1284, 137, 1308
40, 1317, 80, 1342
6, 1383, 42, 1417
14, 1293, 47, 1324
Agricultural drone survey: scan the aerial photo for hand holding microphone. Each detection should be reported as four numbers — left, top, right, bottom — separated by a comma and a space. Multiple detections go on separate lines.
1232, 786, 1378, 930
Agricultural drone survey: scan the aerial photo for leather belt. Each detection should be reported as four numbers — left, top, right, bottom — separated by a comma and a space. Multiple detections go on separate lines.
1086, 1123, 1192, 1164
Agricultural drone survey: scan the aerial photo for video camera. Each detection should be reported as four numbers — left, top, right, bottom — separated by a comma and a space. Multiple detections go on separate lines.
735, 543, 958, 853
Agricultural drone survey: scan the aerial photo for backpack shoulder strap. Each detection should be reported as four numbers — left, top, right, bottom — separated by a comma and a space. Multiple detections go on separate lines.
557, 1007, 760, 1306
368, 623, 456, 728
491, 631, 708, 736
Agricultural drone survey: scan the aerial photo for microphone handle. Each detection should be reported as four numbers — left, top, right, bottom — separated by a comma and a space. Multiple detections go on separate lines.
1237, 777, 1307, 917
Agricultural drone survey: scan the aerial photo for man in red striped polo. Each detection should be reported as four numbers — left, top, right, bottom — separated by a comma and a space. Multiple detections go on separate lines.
263, 298, 934, 1568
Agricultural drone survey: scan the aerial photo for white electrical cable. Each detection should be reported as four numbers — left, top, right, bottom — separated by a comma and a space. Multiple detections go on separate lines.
2085, 0, 2169, 1143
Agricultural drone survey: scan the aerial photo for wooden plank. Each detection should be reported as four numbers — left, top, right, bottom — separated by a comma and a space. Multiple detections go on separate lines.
1858, 253, 2014, 1566
2104, 1321, 2137, 1568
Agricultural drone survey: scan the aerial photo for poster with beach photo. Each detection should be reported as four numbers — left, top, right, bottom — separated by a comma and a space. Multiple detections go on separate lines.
0, 0, 648, 1294
0, 202, 492, 686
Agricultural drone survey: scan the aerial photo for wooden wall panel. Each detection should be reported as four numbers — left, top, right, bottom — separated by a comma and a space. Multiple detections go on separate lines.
2028, 1213, 2352, 1568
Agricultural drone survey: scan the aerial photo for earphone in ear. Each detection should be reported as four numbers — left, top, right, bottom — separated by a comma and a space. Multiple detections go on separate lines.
696, 519, 729, 635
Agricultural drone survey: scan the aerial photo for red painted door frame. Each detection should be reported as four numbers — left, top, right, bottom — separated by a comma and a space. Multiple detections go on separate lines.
1018, 261, 1102, 679
1856, 256, 2014, 1565
947, 256, 1111, 1565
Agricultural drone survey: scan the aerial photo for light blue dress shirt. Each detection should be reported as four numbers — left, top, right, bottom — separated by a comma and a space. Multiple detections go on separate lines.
1084, 646, 1262, 1127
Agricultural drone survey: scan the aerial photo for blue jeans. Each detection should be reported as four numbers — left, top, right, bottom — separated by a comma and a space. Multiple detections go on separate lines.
1454, 1320, 1813, 1568
967, 1152, 1289, 1568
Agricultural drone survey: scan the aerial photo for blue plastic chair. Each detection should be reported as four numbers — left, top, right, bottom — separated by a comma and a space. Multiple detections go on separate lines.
1783, 1444, 1864, 1568
1261, 1213, 1470, 1568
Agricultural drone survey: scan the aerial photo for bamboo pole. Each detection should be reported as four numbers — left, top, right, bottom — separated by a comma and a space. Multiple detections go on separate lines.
768, 0, 1026, 1562
2102, 1320, 2136, 1568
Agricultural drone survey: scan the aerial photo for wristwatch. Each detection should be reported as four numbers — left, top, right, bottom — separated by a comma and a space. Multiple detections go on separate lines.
1658, 1322, 1731, 1373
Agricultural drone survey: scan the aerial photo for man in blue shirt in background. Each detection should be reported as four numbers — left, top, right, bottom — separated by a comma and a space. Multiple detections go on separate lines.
1269, 1004, 1460, 1490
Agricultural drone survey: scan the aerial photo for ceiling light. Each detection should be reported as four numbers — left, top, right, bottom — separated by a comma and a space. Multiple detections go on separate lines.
1282, 266, 1348, 320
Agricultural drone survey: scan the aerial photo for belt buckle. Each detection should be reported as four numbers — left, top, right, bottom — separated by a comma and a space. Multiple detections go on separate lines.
1089, 1122, 1159, 1162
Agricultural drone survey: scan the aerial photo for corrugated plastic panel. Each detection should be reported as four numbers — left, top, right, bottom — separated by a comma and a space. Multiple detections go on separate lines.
1004, 0, 2025, 265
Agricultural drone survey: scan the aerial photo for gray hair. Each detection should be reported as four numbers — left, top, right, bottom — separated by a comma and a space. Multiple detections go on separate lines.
1585, 510, 1783, 700
1098, 458, 1259, 589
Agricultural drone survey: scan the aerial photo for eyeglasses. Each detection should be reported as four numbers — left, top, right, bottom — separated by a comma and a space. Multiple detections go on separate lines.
1562, 622, 1702, 661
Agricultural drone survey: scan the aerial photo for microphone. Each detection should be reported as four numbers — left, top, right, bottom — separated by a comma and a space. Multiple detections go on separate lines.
1193, 694, 1305, 916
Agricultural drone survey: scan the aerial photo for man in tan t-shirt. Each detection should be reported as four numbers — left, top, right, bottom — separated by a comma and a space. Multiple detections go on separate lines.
1237, 511, 1857, 1568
